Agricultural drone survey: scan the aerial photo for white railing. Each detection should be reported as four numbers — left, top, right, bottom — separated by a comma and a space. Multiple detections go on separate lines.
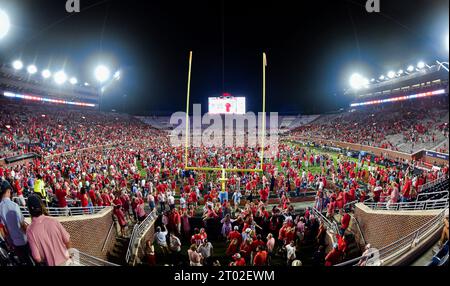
125, 210, 158, 265
418, 176, 448, 193
335, 207, 448, 266
364, 199, 449, 211
312, 207, 339, 234
20, 206, 108, 218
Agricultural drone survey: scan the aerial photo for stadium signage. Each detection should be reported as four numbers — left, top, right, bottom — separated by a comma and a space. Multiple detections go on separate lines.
425, 151, 449, 161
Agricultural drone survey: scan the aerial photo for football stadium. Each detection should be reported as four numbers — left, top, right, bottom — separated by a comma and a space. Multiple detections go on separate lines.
0, 0, 449, 273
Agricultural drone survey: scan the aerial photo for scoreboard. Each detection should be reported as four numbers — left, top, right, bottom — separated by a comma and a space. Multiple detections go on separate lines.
208, 96, 246, 115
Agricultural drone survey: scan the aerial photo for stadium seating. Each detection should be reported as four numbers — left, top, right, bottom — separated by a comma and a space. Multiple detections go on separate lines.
417, 178, 449, 202
287, 96, 449, 155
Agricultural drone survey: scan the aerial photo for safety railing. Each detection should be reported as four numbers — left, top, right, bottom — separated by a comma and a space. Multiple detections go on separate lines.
312, 207, 339, 234
20, 206, 108, 218
125, 210, 158, 265
335, 208, 448, 266
351, 215, 367, 247
364, 199, 449, 211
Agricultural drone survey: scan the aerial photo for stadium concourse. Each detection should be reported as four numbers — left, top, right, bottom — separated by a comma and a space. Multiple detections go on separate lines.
0, 89, 449, 266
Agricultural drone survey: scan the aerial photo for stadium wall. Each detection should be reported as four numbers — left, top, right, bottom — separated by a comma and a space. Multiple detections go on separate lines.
353, 203, 441, 250
293, 137, 417, 161
290, 137, 450, 167
25, 207, 118, 261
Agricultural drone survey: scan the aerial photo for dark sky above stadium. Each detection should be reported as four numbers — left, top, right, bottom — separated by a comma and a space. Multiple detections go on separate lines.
0, 0, 448, 115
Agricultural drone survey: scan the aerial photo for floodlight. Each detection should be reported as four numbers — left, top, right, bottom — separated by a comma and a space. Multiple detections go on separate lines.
387, 71, 396, 79
417, 61, 426, 69
94, 65, 110, 82
69, 77, 78, 85
0, 9, 10, 39
42, 69, 52, 79
12, 60, 23, 70
349, 73, 363, 89
398, 70, 404, 75
54, 70, 67, 85
407, 65, 415, 72
379, 75, 385, 81
27, 65, 37, 74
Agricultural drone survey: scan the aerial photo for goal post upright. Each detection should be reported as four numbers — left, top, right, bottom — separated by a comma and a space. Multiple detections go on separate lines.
185, 51, 193, 169
183, 52, 267, 191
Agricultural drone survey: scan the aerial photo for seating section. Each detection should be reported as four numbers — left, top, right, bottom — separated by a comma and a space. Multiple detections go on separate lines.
287, 96, 449, 155
417, 179, 449, 202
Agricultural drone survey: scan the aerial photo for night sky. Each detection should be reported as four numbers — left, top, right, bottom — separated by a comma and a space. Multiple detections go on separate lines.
0, 0, 448, 115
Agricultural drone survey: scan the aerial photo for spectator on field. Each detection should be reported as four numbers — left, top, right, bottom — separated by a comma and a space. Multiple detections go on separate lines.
187, 244, 202, 266
154, 225, 169, 256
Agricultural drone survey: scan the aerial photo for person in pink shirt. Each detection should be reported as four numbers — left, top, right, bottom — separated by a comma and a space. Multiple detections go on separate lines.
25, 195, 74, 266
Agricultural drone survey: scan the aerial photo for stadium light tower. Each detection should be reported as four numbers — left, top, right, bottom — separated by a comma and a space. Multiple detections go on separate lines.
69, 77, 78, 85
387, 71, 396, 79
417, 61, 426, 69
94, 65, 111, 82
407, 65, 415, 73
54, 70, 67, 85
349, 73, 369, 90
0, 9, 10, 39
27, 65, 38, 75
41, 69, 52, 79
12, 60, 23, 70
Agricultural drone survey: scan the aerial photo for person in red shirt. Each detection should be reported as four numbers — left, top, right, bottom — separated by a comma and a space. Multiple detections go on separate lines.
337, 234, 348, 257
79, 188, 89, 208
340, 212, 350, 236
259, 187, 269, 203
253, 246, 268, 266
228, 226, 242, 246
55, 187, 68, 209
325, 243, 341, 266
230, 253, 246, 266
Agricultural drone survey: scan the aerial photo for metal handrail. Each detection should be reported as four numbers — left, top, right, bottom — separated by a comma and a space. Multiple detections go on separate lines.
125, 210, 158, 265
125, 224, 139, 264
312, 207, 339, 234
335, 208, 448, 266
364, 199, 449, 211
20, 206, 108, 218
351, 215, 367, 247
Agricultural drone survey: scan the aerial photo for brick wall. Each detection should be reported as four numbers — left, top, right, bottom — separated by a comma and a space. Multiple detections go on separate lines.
353, 203, 440, 249
55, 207, 118, 260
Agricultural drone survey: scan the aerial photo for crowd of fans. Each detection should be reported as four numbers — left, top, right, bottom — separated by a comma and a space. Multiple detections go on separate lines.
288, 97, 449, 154
0, 100, 448, 266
